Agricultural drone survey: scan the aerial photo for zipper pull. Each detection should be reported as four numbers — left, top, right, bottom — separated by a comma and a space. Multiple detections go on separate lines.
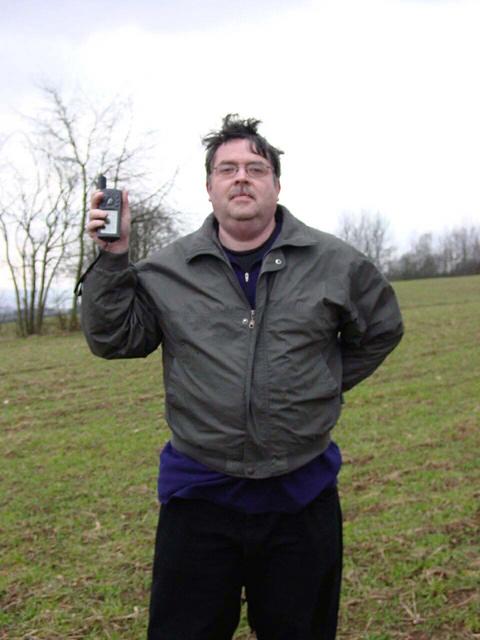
249, 309, 256, 329
244, 271, 249, 283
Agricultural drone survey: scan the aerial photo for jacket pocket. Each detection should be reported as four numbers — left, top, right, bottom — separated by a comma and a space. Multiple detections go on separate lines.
257, 301, 341, 443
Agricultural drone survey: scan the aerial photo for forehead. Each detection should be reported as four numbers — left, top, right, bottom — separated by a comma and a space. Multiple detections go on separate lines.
213, 138, 264, 165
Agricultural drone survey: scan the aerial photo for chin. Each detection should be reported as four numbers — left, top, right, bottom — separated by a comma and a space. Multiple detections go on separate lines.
230, 214, 258, 224
228, 205, 257, 218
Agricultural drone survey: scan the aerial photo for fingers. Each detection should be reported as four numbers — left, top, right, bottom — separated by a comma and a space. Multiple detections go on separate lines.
91, 189, 105, 209
86, 192, 108, 240
87, 189, 130, 253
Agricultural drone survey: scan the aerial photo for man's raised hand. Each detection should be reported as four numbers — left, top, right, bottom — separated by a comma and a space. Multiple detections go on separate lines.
87, 189, 131, 253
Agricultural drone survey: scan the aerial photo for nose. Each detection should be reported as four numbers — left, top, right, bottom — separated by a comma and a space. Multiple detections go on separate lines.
234, 165, 250, 181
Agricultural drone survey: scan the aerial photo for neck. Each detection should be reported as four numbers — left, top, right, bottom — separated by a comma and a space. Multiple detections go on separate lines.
218, 218, 276, 252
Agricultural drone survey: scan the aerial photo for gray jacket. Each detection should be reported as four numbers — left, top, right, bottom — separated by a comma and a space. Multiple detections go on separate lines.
80, 207, 403, 478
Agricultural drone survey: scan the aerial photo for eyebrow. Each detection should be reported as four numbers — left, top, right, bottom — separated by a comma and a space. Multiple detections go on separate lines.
216, 161, 269, 166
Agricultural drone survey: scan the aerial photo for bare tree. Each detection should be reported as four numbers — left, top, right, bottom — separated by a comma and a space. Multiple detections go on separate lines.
0, 85, 178, 335
128, 184, 179, 263
337, 210, 395, 272
387, 225, 480, 280
27, 85, 178, 330
447, 226, 480, 274
0, 145, 74, 336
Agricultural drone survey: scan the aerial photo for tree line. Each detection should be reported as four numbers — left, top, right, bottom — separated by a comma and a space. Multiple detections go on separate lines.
1, 89, 479, 337
0, 87, 179, 336
336, 211, 480, 281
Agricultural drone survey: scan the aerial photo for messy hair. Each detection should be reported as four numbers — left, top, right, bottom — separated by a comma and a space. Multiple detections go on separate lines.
202, 114, 284, 178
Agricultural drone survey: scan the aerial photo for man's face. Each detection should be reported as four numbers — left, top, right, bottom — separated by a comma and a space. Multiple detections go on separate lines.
206, 138, 281, 243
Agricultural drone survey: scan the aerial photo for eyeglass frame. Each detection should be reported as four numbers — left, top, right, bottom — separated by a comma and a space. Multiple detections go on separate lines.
211, 162, 274, 179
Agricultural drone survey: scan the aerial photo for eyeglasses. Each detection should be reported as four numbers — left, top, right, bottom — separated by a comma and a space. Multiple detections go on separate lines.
212, 162, 273, 179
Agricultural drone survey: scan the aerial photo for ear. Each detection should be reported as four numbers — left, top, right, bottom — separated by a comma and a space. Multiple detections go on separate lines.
206, 178, 212, 201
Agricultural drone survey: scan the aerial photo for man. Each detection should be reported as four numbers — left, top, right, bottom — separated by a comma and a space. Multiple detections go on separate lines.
81, 114, 403, 640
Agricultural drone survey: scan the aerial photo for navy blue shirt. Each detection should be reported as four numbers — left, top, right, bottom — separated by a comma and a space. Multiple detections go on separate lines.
158, 441, 341, 514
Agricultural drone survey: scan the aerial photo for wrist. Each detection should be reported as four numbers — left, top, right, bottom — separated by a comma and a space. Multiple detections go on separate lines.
100, 240, 129, 254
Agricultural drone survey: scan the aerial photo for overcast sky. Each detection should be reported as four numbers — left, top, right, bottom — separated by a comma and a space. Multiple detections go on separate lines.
1, 0, 480, 264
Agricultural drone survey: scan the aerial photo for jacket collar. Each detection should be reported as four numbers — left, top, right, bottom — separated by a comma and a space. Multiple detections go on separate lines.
184, 205, 317, 263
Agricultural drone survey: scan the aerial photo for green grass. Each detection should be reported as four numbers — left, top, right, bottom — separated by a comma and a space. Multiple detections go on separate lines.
1, 275, 479, 639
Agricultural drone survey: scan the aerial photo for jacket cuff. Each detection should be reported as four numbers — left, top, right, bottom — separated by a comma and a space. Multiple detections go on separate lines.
96, 250, 130, 271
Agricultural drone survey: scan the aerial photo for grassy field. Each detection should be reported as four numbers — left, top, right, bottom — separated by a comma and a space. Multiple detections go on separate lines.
1, 275, 479, 640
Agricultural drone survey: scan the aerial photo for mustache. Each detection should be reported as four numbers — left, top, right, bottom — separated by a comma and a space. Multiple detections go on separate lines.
229, 186, 255, 199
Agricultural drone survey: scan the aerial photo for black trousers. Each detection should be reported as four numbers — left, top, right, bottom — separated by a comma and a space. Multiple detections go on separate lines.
147, 486, 342, 640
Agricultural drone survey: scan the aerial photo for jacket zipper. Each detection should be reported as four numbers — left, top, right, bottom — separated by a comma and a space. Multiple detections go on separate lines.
249, 309, 256, 329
